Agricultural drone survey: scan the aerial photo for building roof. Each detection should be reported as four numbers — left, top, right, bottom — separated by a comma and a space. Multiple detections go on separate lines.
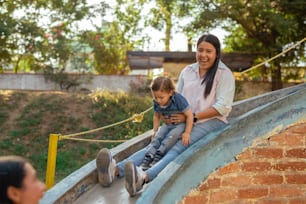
127, 51, 258, 72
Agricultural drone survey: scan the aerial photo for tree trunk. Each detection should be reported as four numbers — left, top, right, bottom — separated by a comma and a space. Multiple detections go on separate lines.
165, 12, 171, 51
271, 62, 283, 91
187, 36, 192, 52
261, 66, 268, 82
165, 11, 172, 51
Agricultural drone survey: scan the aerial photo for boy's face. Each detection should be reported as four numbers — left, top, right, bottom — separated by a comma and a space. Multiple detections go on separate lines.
152, 90, 173, 106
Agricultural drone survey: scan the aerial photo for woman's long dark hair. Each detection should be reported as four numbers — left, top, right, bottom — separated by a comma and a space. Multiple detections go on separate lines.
197, 34, 221, 98
0, 156, 27, 204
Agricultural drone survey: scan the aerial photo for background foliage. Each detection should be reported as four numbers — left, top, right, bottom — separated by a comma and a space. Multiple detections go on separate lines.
1, 0, 304, 89
0, 89, 153, 181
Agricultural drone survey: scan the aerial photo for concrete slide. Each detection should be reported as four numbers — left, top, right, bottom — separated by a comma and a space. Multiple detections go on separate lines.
40, 83, 306, 204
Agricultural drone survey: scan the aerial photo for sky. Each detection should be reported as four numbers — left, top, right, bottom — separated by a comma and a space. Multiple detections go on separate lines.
85, 0, 228, 52
150, 28, 227, 51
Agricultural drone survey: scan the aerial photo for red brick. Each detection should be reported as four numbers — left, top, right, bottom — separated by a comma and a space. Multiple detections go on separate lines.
217, 162, 240, 174
274, 161, 306, 171
210, 189, 236, 203
270, 185, 304, 197
182, 194, 208, 204
270, 133, 304, 146
222, 175, 252, 187
286, 148, 306, 158
199, 177, 220, 191
253, 147, 283, 158
289, 197, 306, 204
238, 187, 268, 198
256, 198, 287, 204
286, 123, 306, 134
285, 174, 306, 184
236, 150, 252, 160
253, 174, 283, 185
229, 200, 253, 204
241, 161, 272, 171
179, 123, 306, 204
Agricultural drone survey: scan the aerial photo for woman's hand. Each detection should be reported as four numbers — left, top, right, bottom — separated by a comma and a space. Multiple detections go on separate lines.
160, 114, 172, 124
171, 113, 186, 124
161, 113, 186, 124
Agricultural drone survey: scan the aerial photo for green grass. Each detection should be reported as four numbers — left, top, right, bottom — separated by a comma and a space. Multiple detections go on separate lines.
0, 90, 153, 183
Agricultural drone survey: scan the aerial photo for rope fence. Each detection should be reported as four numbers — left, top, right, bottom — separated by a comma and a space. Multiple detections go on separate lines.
45, 106, 153, 188
241, 37, 306, 74
58, 106, 152, 141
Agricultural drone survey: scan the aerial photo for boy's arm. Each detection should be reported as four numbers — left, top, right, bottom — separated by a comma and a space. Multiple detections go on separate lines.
181, 109, 193, 146
153, 112, 161, 137
184, 109, 193, 134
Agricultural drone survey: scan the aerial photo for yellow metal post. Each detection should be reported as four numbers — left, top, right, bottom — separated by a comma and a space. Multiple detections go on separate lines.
45, 134, 59, 189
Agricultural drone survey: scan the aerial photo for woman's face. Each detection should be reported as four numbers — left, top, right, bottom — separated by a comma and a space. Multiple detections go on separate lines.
16, 163, 46, 204
196, 41, 217, 70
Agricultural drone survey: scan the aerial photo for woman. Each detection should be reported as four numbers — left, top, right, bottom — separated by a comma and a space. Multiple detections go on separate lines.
96, 33, 235, 197
0, 156, 46, 204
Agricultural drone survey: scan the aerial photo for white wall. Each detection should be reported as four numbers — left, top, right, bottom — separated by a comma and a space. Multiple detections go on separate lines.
0, 73, 147, 92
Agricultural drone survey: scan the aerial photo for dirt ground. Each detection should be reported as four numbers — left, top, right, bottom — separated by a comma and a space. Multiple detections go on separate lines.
0, 90, 97, 138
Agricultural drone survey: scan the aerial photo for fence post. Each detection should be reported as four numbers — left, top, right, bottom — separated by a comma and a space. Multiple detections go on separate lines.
45, 134, 59, 189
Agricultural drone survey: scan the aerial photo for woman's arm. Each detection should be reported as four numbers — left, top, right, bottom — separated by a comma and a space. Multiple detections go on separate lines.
212, 68, 235, 117
169, 107, 220, 124
170, 68, 235, 123
194, 107, 220, 121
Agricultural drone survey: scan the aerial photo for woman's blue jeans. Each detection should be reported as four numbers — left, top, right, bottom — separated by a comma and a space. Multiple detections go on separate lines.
117, 118, 226, 181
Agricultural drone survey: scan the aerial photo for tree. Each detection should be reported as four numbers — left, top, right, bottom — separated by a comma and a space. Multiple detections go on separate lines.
189, 0, 306, 90
80, 23, 130, 75
77, 0, 148, 74
146, 0, 197, 51
1, 0, 152, 75
0, 1, 45, 72
0, 0, 109, 74
147, 0, 175, 51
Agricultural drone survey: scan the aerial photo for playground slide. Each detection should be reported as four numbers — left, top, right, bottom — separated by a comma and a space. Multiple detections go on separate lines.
40, 83, 306, 204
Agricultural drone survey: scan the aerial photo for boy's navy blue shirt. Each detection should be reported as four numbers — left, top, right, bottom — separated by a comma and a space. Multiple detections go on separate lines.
153, 92, 190, 117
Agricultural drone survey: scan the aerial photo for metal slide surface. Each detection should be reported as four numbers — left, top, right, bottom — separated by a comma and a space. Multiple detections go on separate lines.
40, 83, 305, 204
74, 179, 139, 204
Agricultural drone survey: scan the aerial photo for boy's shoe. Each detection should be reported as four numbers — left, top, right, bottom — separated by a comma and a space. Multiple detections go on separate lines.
151, 150, 163, 165
96, 148, 116, 187
140, 154, 154, 171
124, 160, 146, 197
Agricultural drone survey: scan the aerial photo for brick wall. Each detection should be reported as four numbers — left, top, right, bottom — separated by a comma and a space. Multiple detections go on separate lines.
180, 122, 306, 204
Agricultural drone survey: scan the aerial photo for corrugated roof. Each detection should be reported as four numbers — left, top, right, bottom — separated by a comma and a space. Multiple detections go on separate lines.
127, 51, 258, 72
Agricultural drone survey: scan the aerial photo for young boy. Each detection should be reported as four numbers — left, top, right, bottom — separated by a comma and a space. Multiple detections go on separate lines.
140, 76, 193, 170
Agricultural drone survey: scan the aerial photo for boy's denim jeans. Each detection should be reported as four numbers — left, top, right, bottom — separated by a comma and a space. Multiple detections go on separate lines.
117, 118, 226, 181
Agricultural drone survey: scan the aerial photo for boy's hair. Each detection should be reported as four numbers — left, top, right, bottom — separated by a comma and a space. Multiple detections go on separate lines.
150, 76, 175, 93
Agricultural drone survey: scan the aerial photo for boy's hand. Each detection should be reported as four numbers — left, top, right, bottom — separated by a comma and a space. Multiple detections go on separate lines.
181, 132, 190, 146
151, 131, 157, 141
